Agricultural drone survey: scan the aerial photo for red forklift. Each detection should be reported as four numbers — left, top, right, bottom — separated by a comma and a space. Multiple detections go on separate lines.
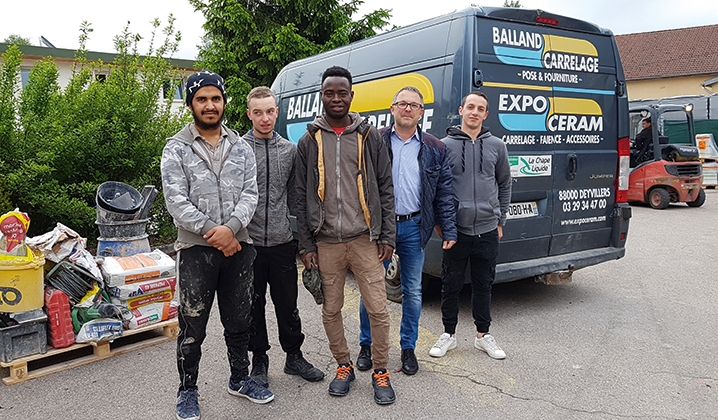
627, 104, 705, 209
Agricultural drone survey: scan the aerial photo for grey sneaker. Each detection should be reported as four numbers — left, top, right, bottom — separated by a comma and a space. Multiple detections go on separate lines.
475, 334, 506, 359
176, 389, 200, 420
429, 333, 457, 357
228, 376, 275, 404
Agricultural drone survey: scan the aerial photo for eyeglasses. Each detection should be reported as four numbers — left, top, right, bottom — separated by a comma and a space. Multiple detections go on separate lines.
392, 101, 423, 111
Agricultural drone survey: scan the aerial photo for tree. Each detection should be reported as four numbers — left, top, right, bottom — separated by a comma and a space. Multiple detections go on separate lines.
0, 19, 187, 242
3, 34, 32, 46
503, 0, 523, 7
190, 0, 392, 129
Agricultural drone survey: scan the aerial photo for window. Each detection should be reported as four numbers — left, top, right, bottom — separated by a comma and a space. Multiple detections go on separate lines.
20, 69, 31, 88
163, 80, 184, 100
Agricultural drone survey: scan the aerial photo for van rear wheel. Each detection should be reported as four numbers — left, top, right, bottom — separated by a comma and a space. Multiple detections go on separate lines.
687, 188, 706, 207
648, 188, 670, 209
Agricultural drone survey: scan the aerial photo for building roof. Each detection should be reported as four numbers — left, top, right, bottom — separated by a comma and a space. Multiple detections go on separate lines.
0, 42, 197, 70
616, 25, 718, 81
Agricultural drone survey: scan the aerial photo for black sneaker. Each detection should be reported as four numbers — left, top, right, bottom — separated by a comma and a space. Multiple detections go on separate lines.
401, 348, 419, 375
250, 353, 269, 388
372, 369, 396, 405
328, 363, 355, 396
284, 351, 325, 382
356, 345, 372, 371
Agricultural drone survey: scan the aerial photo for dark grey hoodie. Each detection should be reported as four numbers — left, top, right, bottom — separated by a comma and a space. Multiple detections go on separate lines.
441, 126, 512, 236
243, 130, 296, 247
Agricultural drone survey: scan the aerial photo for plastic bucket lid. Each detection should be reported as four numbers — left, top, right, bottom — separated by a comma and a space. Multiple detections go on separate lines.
96, 182, 143, 214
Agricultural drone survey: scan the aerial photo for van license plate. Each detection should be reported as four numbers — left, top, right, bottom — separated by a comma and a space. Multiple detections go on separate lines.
506, 202, 538, 219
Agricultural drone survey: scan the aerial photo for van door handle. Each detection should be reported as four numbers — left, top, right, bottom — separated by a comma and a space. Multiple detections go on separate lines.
567, 154, 578, 181
473, 70, 483, 87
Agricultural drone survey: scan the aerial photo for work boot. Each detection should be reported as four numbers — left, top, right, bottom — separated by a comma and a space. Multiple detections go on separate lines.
356, 345, 372, 371
401, 348, 418, 375
250, 353, 269, 388
284, 351, 325, 382
372, 369, 396, 405
328, 363, 355, 397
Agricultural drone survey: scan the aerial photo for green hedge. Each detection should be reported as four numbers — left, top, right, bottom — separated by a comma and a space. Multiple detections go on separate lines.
0, 20, 189, 245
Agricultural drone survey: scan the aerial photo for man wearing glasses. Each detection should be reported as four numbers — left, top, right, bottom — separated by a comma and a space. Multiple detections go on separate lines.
357, 87, 456, 375
295, 66, 397, 404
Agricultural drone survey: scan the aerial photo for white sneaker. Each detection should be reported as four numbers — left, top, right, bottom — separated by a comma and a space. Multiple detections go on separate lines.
429, 333, 457, 357
474, 334, 506, 359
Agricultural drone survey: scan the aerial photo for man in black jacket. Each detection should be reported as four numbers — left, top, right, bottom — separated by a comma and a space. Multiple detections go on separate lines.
633, 117, 653, 165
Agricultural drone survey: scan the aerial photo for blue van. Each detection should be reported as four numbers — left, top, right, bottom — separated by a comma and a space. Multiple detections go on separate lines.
271, 7, 632, 286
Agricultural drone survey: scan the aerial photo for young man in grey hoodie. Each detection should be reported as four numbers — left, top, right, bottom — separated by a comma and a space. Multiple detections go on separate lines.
429, 91, 512, 361
243, 86, 324, 388
161, 71, 273, 420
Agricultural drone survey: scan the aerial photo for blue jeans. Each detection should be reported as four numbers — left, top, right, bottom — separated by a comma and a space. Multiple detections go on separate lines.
360, 215, 424, 350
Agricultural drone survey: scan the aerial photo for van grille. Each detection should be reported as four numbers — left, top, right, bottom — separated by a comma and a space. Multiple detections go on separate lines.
664, 164, 702, 177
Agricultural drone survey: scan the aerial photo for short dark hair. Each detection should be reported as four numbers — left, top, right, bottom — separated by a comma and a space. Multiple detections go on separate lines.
461, 91, 489, 108
642, 117, 651, 124
321, 66, 352, 87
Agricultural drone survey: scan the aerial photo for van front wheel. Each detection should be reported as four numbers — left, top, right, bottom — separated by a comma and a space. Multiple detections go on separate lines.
648, 188, 670, 209
687, 188, 706, 207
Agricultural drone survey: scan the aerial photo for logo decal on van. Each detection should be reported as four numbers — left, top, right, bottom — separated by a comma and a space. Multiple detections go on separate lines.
497, 93, 603, 135
284, 73, 436, 143
492, 27, 599, 73
509, 155, 552, 177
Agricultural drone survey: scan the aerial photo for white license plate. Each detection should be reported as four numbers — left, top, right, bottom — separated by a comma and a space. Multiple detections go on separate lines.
506, 202, 538, 219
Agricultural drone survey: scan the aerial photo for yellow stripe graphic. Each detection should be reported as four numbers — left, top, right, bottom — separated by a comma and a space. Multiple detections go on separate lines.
350, 73, 435, 113
483, 81, 552, 92
543, 34, 598, 56
548, 97, 602, 116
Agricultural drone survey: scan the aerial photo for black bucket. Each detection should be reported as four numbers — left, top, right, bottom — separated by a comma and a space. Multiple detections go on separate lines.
95, 218, 148, 239
96, 182, 143, 215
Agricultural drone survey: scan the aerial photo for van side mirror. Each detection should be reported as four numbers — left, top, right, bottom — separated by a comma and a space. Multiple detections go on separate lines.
658, 136, 669, 144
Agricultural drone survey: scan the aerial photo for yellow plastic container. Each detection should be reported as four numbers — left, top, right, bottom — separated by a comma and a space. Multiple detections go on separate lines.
0, 246, 45, 313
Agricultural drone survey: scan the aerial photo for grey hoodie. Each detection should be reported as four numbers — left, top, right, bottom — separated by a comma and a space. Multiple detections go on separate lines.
441, 126, 512, 236
161, 123, 258, 249
243, 130, 296, 247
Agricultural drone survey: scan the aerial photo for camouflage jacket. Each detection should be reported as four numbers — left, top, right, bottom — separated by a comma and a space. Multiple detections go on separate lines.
161, 123, 258, 248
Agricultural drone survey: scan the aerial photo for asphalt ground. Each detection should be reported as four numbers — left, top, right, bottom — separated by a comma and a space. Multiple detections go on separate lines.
1, 190, 717, 419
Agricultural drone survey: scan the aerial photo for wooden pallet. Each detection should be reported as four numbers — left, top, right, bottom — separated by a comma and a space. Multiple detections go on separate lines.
0, 318, 179, 385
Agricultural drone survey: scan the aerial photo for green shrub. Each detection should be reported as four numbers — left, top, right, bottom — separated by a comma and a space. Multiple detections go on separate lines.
0, 19, 189, 245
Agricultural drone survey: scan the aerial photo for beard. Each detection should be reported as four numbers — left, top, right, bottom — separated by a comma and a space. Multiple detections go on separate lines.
191, 108, 224, 131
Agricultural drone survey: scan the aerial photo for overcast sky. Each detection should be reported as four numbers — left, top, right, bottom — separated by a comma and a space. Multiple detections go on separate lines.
2, 0, 717, 61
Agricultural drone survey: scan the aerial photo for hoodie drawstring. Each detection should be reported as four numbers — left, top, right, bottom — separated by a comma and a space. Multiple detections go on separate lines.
461, 141, 466, 173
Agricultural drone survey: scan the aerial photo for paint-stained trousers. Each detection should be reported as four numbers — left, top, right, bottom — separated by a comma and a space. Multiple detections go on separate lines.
317, 235, 390, 370
176, 243, 255, 391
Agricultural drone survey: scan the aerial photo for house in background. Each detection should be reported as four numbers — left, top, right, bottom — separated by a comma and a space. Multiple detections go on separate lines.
0, 42, 197, 114
615, 24, 718, 101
